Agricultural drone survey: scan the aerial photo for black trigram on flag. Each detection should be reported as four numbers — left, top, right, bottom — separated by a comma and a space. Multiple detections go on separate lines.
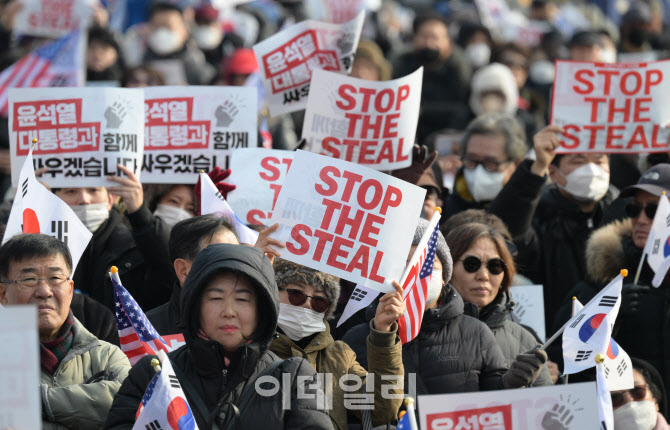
168, 374, 180, 389
576, 350, 592, 361
617, 360, 629, 377
666, 212, 670, 228
599, 296, 617, 307
351, 289, 368, 301
570, 314, 585, 328
603, 364, 610, 377
51, 220, 68, 246
21, 177, 28, 198
146, 420, 163, 430
601, 420, 608, 430
215, 190, 225, 202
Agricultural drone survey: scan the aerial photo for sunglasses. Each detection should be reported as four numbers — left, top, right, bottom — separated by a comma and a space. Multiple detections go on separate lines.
279, 288, 331, 314
611, 385, 648, 408
626, 202, 657, 220
459, 256, 506, 276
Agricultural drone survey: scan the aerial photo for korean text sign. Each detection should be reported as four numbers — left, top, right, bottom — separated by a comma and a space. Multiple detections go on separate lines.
9, 87, 144, 187
551, 60, 670, 153
419, 382, 599, 430
252, 11, 364, 117
14, 0, 95, 38
303, 68, 422, 170
227, 148, 295, 226
142, 86, 257, 183
270, 150, 425, 292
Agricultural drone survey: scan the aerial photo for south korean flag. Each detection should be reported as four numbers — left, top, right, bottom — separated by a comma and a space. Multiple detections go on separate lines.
2, 146, 92, 272
337, 284, 380, 327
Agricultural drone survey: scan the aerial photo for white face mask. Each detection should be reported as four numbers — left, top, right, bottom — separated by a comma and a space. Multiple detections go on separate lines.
148, 27, 182, 56
463, 164, 507, 202
70, 203, 109, 233
529, 60, 555, 85
465, 42, 491, 68
557, 163, 610, 203
601, 49, 617, 63
193, 25, 222, 50
277, 303, 326, 341
614, 400, 657, 430
153, 204, 192, 228
426, 270, 444, 304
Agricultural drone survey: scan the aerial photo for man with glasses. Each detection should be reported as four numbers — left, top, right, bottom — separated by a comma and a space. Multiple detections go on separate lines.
269, 258, 404, 430
0, 233, 130, 429
443, 113, 528, 219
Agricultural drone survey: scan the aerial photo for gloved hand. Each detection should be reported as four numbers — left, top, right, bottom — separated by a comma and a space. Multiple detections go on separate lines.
502, 346, 548, 388
194, 166, 236, 213
619, 283, 651, 318
391, 144, 438, 185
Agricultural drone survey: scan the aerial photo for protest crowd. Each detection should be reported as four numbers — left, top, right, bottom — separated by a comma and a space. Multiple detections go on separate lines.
2, 0, 670, 428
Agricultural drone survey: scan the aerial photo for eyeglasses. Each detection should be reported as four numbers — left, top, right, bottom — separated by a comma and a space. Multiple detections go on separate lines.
0, 275, 70, 291
459, 256, 506, 275
462, 155, 511, 173
611, 384, 648, 408
279, 288, 331, 314
626, 202, 657, 220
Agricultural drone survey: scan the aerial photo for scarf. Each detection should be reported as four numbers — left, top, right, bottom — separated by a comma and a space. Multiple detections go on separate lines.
40, 311, 75, 375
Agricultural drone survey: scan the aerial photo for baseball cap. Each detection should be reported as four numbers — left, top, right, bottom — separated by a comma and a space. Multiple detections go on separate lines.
621, 163, 670, 197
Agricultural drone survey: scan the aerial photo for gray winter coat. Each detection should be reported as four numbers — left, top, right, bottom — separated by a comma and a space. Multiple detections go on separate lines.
464, 291, 553, 386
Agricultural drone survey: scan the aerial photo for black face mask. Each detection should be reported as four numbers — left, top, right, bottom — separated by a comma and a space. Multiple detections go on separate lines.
628, 28, 649, 47
417, 47, 441, 63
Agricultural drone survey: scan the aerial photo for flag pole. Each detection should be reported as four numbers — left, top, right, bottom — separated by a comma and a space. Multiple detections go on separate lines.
540, 270, 628, 350
633, 253, 645, 285
398, 208, 442, 288
404, 397, 419, 430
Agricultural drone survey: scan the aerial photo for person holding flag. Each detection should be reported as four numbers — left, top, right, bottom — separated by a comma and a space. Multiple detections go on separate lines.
105, 243, 333, 429
551, 164, 670, 400
269, 258, 405, 430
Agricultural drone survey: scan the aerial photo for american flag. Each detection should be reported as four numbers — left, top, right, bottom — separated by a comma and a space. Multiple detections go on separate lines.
111, 270, 168, 365
136, 372, 160, 419
398, 224, 439, 344
0, 28, 84, 116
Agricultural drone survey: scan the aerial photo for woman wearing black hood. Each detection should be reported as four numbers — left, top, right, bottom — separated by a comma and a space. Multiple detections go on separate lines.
104, 243, 334, 429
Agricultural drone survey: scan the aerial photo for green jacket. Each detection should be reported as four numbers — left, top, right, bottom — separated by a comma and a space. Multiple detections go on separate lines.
40, 317, 131, 429
270, 320, 404, 430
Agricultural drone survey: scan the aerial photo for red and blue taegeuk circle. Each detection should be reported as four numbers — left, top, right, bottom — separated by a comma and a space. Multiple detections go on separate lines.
167, 397, 196, 430
578, 313, 607, 343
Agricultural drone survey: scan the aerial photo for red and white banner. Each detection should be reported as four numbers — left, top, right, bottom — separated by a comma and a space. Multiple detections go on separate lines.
551, 60, 670, 153
304, 0, 371, 23
252, 11, 364, 117
14, 0, 96, 38
303, 68, 422, 170
142, 86, 258, 183
9, 87, 144, 187
269, 150, 425, 292
419, 382, 599, 430
227, 148, 295, 226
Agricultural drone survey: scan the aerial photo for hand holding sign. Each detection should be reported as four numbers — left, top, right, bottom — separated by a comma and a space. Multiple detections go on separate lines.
254, 222, 285, 263
373, 280, 406, 332
392, 144, 438, 185
531, 125, 565, 177
107, 164, 144, 214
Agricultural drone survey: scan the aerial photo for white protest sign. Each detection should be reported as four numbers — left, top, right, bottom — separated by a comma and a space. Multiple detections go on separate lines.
551, 60, 670, 153
227, 148, 295, 226
252, 11, 364, 117
14, 0, 96, 38
270, 150, 425, 292
142, 86, 258, 183
9, 87, 144, 188
0, 306, 40, 430
419, 382, 599, 430
302, 68, 422, 170
510, 284, 546, 341
304, 0, 370, 23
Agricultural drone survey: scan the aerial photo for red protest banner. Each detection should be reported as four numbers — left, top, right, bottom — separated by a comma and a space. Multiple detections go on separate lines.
551, 60, 670, 153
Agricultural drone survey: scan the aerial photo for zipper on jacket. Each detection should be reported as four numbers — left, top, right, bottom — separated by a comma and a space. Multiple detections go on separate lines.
222, 369, 228, 388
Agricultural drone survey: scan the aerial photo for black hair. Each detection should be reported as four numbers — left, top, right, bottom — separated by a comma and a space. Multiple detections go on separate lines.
0, 234, 73, 278
169, 215, 238, 262
87, 25, 120, 53
456, 21, 493, 48
413, 12, 449, 35
148, 2, 183, 20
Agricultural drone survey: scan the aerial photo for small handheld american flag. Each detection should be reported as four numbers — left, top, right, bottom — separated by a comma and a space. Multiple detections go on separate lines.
111, 266, 168, 365
397, 209, 441, 344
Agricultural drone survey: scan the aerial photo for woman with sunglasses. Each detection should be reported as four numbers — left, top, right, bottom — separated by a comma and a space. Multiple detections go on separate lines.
445, 222, 553, 386
612, 358, 669, 429
269, 258, 405, 430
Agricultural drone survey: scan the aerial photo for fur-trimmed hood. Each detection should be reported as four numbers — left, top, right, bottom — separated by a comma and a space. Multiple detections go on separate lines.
585, 218, 632, 283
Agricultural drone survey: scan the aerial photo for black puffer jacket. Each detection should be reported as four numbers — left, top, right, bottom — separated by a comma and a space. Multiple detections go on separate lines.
145, 282, 182, 337
464, 291, 552, 386
73, 206, 174, 312
104, 244, 333, 430
488, 159, 619, 321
